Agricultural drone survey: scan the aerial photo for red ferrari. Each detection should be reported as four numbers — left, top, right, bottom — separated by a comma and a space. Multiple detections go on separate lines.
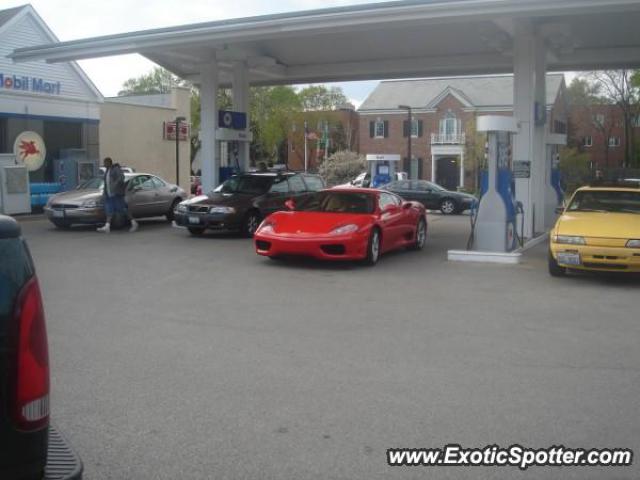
254, 188, 427, 265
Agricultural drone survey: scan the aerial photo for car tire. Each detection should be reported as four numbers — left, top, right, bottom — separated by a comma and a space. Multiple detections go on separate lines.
363, 228, 381, 266
242, 210, 261, 238
166, 198, 181, 221
409, 218, 427, 250
440, 198, 457, 215
52, 220, 71, 229
188, 227, 205, 235
548, 251, 567, 277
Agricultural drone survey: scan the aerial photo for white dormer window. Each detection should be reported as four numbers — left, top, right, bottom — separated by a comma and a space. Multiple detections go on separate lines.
439, 111, 461, 137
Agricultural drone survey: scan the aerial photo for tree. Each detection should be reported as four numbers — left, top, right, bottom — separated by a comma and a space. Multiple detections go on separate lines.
586, 70, 640, 167
559, 147, 592, 194
250, 86, 301, 163
298, 85, 349, 111
118, 67, 187, 95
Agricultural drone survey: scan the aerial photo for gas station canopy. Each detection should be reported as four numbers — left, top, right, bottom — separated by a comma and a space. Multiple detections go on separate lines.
9, 0, 640, 86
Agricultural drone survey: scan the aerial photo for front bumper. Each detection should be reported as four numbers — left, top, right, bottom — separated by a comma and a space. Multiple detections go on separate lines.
254, 231, 369, 260
44, 206, 104, 225
550, 243, 640, 272
174, 210, 242, 231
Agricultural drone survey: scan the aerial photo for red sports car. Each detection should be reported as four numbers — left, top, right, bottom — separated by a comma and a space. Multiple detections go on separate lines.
254, 188, 427, 265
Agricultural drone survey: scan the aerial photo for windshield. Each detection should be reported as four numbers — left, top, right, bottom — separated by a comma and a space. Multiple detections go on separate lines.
567, 190, 640, 214
214, 176, 273, 195
295, 191, 375, 214
78, 177, 104, 190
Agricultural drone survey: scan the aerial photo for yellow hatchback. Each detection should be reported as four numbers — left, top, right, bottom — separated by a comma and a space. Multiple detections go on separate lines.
549, 184, 640, 276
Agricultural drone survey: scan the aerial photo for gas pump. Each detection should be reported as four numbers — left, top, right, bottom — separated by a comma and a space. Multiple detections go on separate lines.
544, 133, 567, 230
471, 116, 521, 252
366, 154, 401, 188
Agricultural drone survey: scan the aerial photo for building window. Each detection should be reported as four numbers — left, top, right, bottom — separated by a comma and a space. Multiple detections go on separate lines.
554, 120, 567, 134
593, 114, 605, 127
440, 111, 460, 136
375, 120, 385, 138
609, 136, 620, 147
583, 136, 593, 147
404, 118, 422, 138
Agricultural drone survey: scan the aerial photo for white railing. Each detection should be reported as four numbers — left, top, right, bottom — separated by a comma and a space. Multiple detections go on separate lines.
431, 133, 466, 145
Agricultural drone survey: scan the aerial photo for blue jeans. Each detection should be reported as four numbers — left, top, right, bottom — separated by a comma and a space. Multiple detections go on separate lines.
104, 195, 128, 216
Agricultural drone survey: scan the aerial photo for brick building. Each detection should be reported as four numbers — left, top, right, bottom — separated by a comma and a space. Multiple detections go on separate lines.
568, 103, 634, 170
358, 74, 567, 191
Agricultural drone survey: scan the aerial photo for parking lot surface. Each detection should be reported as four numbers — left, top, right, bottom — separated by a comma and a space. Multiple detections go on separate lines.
19, 214, 640, 480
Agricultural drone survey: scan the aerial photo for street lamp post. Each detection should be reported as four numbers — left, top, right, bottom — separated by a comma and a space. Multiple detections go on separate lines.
398, 105, 412, 177
174, 116, 186, 186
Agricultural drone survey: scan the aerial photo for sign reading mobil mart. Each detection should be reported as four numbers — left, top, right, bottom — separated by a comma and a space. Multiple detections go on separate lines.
0, 73, 61, 95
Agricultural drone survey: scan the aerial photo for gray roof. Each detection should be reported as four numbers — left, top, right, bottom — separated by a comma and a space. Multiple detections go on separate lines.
0, 5, 26, 29
359, 74, 564, 111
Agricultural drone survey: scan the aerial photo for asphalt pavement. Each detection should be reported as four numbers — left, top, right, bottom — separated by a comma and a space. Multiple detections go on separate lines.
18, 214, 640, 480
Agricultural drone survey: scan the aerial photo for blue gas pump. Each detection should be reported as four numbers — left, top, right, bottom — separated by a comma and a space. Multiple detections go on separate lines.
372, 163, 391, 187
366, 154, 400, 188
471, 117, 521, 252
551, 154, 564, 205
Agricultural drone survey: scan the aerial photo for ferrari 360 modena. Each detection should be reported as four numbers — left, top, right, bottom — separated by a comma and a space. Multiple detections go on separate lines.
253, 188, 427, 265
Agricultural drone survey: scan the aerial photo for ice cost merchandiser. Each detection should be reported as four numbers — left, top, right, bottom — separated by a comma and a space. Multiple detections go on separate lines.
0, 154, 31, 215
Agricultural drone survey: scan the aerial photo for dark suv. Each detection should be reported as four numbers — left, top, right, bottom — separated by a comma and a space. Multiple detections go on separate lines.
174, 172, 325, 236
0, 215, 82, 480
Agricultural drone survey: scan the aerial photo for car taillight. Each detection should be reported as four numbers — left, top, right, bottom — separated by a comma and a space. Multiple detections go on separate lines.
10, 276, 50, 432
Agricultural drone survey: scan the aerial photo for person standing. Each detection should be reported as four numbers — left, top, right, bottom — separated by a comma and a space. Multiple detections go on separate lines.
97, 157, 138, 233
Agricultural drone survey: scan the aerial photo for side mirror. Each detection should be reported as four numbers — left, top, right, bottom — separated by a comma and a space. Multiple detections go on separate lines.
170, 186, 178, 193
284, 199, 295, 210
402, 202, 412, 210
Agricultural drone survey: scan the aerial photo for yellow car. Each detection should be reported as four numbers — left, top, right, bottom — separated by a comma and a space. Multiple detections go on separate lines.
549, 184, 640, 276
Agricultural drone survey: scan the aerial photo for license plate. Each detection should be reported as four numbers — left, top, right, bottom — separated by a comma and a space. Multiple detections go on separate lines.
52, 210, 64, 218
557, 252, 581, 266
189, 216, 200, 225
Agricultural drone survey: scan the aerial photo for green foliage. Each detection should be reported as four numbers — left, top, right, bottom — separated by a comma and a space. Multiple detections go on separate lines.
318, 150, 366, 186
559, 147, 592, 194
298, 85, 349, 111
118, 67, 186, 95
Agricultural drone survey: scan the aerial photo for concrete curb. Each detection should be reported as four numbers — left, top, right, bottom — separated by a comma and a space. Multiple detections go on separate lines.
447, 250, 522, 264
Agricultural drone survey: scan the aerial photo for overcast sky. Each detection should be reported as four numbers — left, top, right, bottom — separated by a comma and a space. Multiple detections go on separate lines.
3, 0, 390, 105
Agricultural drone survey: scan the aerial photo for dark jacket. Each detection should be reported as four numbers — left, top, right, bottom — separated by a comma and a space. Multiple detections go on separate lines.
104, 164, 126, 197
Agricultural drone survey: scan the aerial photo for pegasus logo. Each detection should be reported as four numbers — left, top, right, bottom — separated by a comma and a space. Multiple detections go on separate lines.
19, 140, 40, 160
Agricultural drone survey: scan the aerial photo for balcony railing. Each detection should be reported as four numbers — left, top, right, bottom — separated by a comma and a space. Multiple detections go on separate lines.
431, 133, 466, 145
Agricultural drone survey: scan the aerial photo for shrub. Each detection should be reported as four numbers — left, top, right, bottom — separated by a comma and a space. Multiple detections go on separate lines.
318, 150, 366, 186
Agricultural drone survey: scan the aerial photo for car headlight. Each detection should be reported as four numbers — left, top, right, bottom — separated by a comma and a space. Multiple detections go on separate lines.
626, 239, 640, 248
177, 203, 188, 212
553, 235, 586, 245
209, 206, 235, 214
257, 220, 275, 233
330, 224, 359, 236
82, 200, 100, 208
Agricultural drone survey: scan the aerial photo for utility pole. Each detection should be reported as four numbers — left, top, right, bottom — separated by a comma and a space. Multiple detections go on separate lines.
398, 105, 412, 177
174, 116, 186, 186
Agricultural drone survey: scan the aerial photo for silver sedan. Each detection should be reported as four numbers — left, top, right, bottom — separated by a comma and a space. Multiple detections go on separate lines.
44, 173, 186, 228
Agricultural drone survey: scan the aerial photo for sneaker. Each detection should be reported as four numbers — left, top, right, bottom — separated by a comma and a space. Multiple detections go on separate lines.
97, 223, 110, 233
129, 219, 138, 233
